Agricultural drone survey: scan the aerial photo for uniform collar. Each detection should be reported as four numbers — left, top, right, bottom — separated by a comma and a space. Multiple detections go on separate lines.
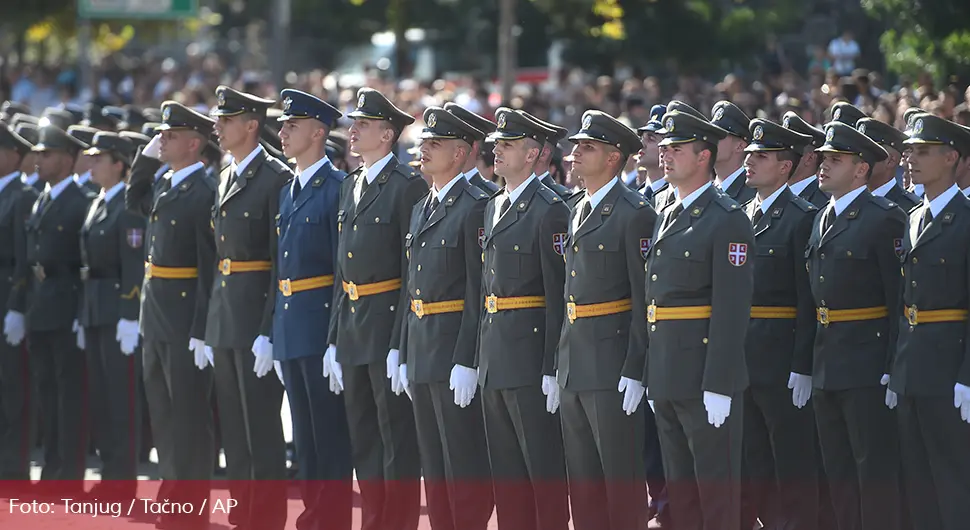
169, 161, 205, 188
232, 144, 264, 177
298, 156, 331, 189
101, 180, 126, 203
534, 171, 549, 181
507, 173, 538, 205
47, 176, 76, 200
434, 173, 465, 203
788, 175, 816, 196
759, 184, 788, 214
464, 167, 480, 182
912, 183, 924, 197
364, 152, 394, 185
871, 178, 897, 197
586, 176, 619, 210
924, 184, 961, 219
0, 171, 20, 194
829, 184, 867, 216
22, 172, 39, 186
962, 186, 970, 197
73, 170, 92, 186
676, 180, 713, 210
649, 177, 667, 193
716, 166, 745, 191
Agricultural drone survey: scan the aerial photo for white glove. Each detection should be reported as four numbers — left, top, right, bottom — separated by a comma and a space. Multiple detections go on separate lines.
251, 335, 274, 378
618, 376, 645, 415
954, 383, 970, 423
648, 400, 656, 412
142, 134, 162, 159
449, 364, 478, 408
541, 375, 560, 414
703, 391, 732, 428
788, 372, 812, 409
72, 320, 85, 350
881, 374, 897, 409
3, 311, 25, 346
188, 338, 208, 370
115, 318, 140, 355
387, 349, 403, 395
324, 344, 343, 394
205, 346, 214, 366
274, 361, 284, 384
399, 363, 411, 400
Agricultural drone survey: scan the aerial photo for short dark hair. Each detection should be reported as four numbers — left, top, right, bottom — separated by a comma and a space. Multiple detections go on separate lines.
776, 150, 802, 179
691, 141, 718, 175
241, 111, 267, 135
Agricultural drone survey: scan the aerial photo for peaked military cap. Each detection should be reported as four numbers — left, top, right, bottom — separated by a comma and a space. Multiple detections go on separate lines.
84, 131, 135, 165
517, 110, 568, 144
211, 85, 275, 117
261, 124, 285, 160
14, 123, 38, 145
745, 119, 813, 152
656, 110, 729, 147
278, 88, 341, 127
118, 105, 149, 132
348, 87, 415, 129
856, 118, 907, 154
666, 100, 706, 120
33, 124, 87, 153
489, 107, 550, 143
903, 107, 925, 130
100, 105, 127, 127
327, 131, 348, 159
903, 113, 970, 156
637, 104, 667, 134
782, 111, 825, 147
67, 125, 98, 148
60, 104, 85, 125
828, 101, 866, 127
120, 131, 152, 151
141, 122, 161, 137
264, 108, 284, 132
12, 113, 38, 128
82, 103, 119, 130
157, 101, 216, 136
569, 110, 641, 156
817, 122, 888, 165
40, 108, 76, 130
419, 106, 482, 145
1, 101, 30, 121
143, 108, 163, 123
710, 100, 751, 141
0, 122, 32, 154
444, 103, 496, 137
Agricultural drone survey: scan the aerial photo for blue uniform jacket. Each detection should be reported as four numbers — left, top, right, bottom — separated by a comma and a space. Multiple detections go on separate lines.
272, 159, 344, 360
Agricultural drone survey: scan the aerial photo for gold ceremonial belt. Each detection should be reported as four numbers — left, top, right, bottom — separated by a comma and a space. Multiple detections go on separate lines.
144, 262, 197, 280
485, 295, 546, 313
278, 275, 335, 297
646, 304, 712, 323
750, 306, 798, 319
410, 299, 465, 319
219, 259, 271, 275
342, 278, 403, 301
905, 305, 969, 326
567, 299, 632, 324
816, 306, 888, 326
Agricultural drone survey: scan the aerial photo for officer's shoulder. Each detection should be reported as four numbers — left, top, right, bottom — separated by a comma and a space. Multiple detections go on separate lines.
868, 194, 898, 211
618, 186, 650, 210
711, 191, 744, 213
464, 184, 490, 201
264, 156, 292, 176
535, 184, 564, 205
199, 175, 218, 191
389, 163, 423, 182
788, 195, 817, 213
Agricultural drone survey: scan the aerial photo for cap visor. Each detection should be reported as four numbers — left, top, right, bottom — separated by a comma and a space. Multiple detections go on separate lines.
83, 147, 104, 156
347, 111, 384, 120
210, 109, 244, 117
815, 145, 861, 156
567, 132, 611, 144
657, 136, 698, 147
636, 123, 662, 134
418, 131, 459, 140
744, 143, 786, 152
487, 131, 526, 141
31, 144, 50, 152
902, 137, 944, 145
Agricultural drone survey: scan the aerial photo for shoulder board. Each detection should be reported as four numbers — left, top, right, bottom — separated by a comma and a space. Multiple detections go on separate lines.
200, 174, 218, 191
869, 195, 897, 210
712, 191, 743, 212
265, 156, 291, 175
535, 185, 562, 205
621, 189, 649, 209
390, 164, 422, 180
465, 185, 490, 201
789, 195, 817, 213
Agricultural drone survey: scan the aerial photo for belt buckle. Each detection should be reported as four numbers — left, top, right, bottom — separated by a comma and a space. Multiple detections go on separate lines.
346, 281, 359, 301
220, 259, 231, 276
647, 303, 657, 324
485, 295, 498, 314
144, 263, 153, 279
817, 307, 830, 327
79, 266, 90, 281
280, 279, 292, 297
906, 305, 918, 326
32, 263, 45, 282
413, 299, 425, 319
566, 302, 576, 324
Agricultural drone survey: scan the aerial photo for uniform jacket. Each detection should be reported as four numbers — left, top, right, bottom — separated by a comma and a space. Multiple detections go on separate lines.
640, 180, 676, 212
883, 183, 920, 212
477, 179, 569, 389
469, 172, 500, 196
722, 170, 757, 205
127, 156, 217, 343
540, 173, 574, 203
273, 159, 344, 361
328, 156, 428, 366
78, 189, 146, 327
643, 185, 754, 400
2, 180, 38, 313
891, 192, 970, 396
557, 182, 657, 392
400, 177, 489, 384
743, 188, 818, 387
205, 150, 292, 349
805, 190, 906, 390
24, 182, 90, 331
795, 178, 829, 208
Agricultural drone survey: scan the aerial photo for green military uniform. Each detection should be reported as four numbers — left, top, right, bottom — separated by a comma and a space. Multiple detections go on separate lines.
478, 109, 570, 529
782, 112, 830, 208
67, 125, 101, 198
515, 110, 583, 206
828, 101, 867, 127
558, 111, 655, 530
328, 88, 426, 530
857, 118, 921, 210
736, 120, 821, 530
643, 111, 753, 530
126, 102, 217, 528
399, 108, 493, 530
443, 103, 502, 196
807, 122, 905, 530
710, 101, 757, 205
206, 87, 292, 530
23, 125, 92, 491
0, 124, 37, 481
891, 115, 970, 530
77, 132, 145, 498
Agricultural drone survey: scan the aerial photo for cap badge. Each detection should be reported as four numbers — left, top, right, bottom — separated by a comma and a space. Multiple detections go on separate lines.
427, 112, 437, 128
833, 108, 841, 120
664, 117, 675, 132
713, 107, 725, 122
783, 116, 791, 127
825, 127, 834, 143
162, 106, 172, 121
357, 94, 366, 109
582, 115, 592, 130
914, 118, 924, 135
752, 125, 764, 141
497, 113, 507, 129
858, 122, 866, 135
283, 98, 292, 112
218, 91, 226, 107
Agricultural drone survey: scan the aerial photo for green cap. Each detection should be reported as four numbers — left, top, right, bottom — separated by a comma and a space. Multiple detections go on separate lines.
666, 100, 706, 121
710, 100, 751, 141
656, 110, 728, 147
516, 110, 567, 144
67, 125, 98, 148
419, 106, 483, 145
14, 123, 38, 146
902, 113, 970, 156
211, 86, 275, 117
347, 87, 415, 129
488, 107, 552, 144
40, 108, 76, 131
828, 102, 867, 127
782, 111, 825, 147
1, 101, 30, 122
0, 122, 32, 154
84, 131, 135, 165
568, 110, 641, 156
856, 118, 907, 154
745, 119, 813, 152
816, 122, 888, 165
444, 103, 496, 137
32, 124, 88, 153
157, 101, 216, 136
120, 131, 152, 151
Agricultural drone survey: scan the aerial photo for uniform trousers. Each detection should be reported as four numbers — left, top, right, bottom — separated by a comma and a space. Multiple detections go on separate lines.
84, 325, 140, 496
0, 339, 31, 480
482, 385, 569, 530
740, 385, 818, 530
212, 347, 287, 530
411, 381, 494, 530
281, 354, 353, 530
343, 362, 421, 530
560, 388, 646, 530
897, 395, 970, 530
654, 396, 743, 530
812, 387, 900, 530
643, 400, 668, 518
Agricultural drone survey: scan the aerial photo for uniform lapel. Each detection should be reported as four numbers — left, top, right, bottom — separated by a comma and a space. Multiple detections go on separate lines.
419, 178, 467, 236
154, 168, 202, 212
488, 178, 539, 242
655, 186, 714, 244
754, 188, 791, 237
572, 183, 622, 242
293, 161, 333, 214
221, 151, 265, 207
911, 195, 961, 250
819, 192, 867, 247
353, 157, 399, 220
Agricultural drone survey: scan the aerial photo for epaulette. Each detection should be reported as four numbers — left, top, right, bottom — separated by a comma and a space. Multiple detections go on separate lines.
394, 165, 422, 180
465, 185, 489, 201
535, 184, 562, 205
789, 195, 817, 213
712, 191, 743, 212
902, 189, 920, 205
265, 156, 291, 175
869, 195, 897, 210
621, 188, 649, 209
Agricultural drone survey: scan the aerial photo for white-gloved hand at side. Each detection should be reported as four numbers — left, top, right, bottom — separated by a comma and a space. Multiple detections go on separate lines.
188, 338, 208, 370
954, 383, 970, 423
324, 344, 343, 394
788, 372, 813, 409
399, 364, 411, 400
449, 364, 478, 407
142, 134, 162, 159
618, 376, 645, 415
542, 375, 560, 414
881, 373, 897, 409
387, 349, 403, 395
3, 311, 25, 346
115, 319, 140, 355
73, 320, 85, 350
251, 335, 274, 378
703, 391, 732, 428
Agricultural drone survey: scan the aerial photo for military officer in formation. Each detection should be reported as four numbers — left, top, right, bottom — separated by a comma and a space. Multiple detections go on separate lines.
66, 125, 100, 197
636, 104, 674, 208
514, 110, 577, 202
857, 118, 921, 210
782, 111, 830, 208
710, 101, 756, 204
443, 103, 502, 196
479, 108, 569, 530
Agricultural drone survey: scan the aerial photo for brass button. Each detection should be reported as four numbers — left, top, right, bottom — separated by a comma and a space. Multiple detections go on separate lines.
768, 249, 774, 255
876, 332, 881, 338
650, 325, 656, 331
284, 303, 289, 310
533, 328, 538, 333
348, 252, 353, 258
350, 307, 355, 313
306, 217, 310, 222
417, 265, 422, 271
514, 245, 519, 251
911, 281, 917, 287
598, 244, 604, 250
651, 274, 657, 281
221, 281, 226, 287
820, 253, 825, 259
819, 276, 824, 282
221, 211, 226, 217
569, 295, 574, 301
846, 251, 853, 257
416, 288, 421, 295
490, 269, 495, 274
656, 249, 661, 256
684, 251, 690, 257
940, 258, 946, 264
441, 239, 446, 245
912, 257, 918, 264
353, 224, 358, 231
421, 242, 426, 247
181, 292, 187, 298
571, 270, 576, 277
220, 235, 225, 241
153, 215, 158, 222
573, 246, 578, 252
284, 251, 288, 257
821, 300, 826, 306
702, 337, 709, 344
170, 220, 176, 225
375, 217, 380, 222
244, 212, 249, 217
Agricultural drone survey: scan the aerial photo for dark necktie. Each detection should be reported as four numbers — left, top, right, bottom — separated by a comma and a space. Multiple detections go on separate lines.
157, 176, 172, 195
662, 202, 684, 231
919, 209, 933, 235
500, 195, 512, 216
292, 178, 302, 198
752, 206, 764, 226
37, 192, 51, 212
579, 201, 593, 225
822, 206, 836, 233
424, 195, 439, 222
